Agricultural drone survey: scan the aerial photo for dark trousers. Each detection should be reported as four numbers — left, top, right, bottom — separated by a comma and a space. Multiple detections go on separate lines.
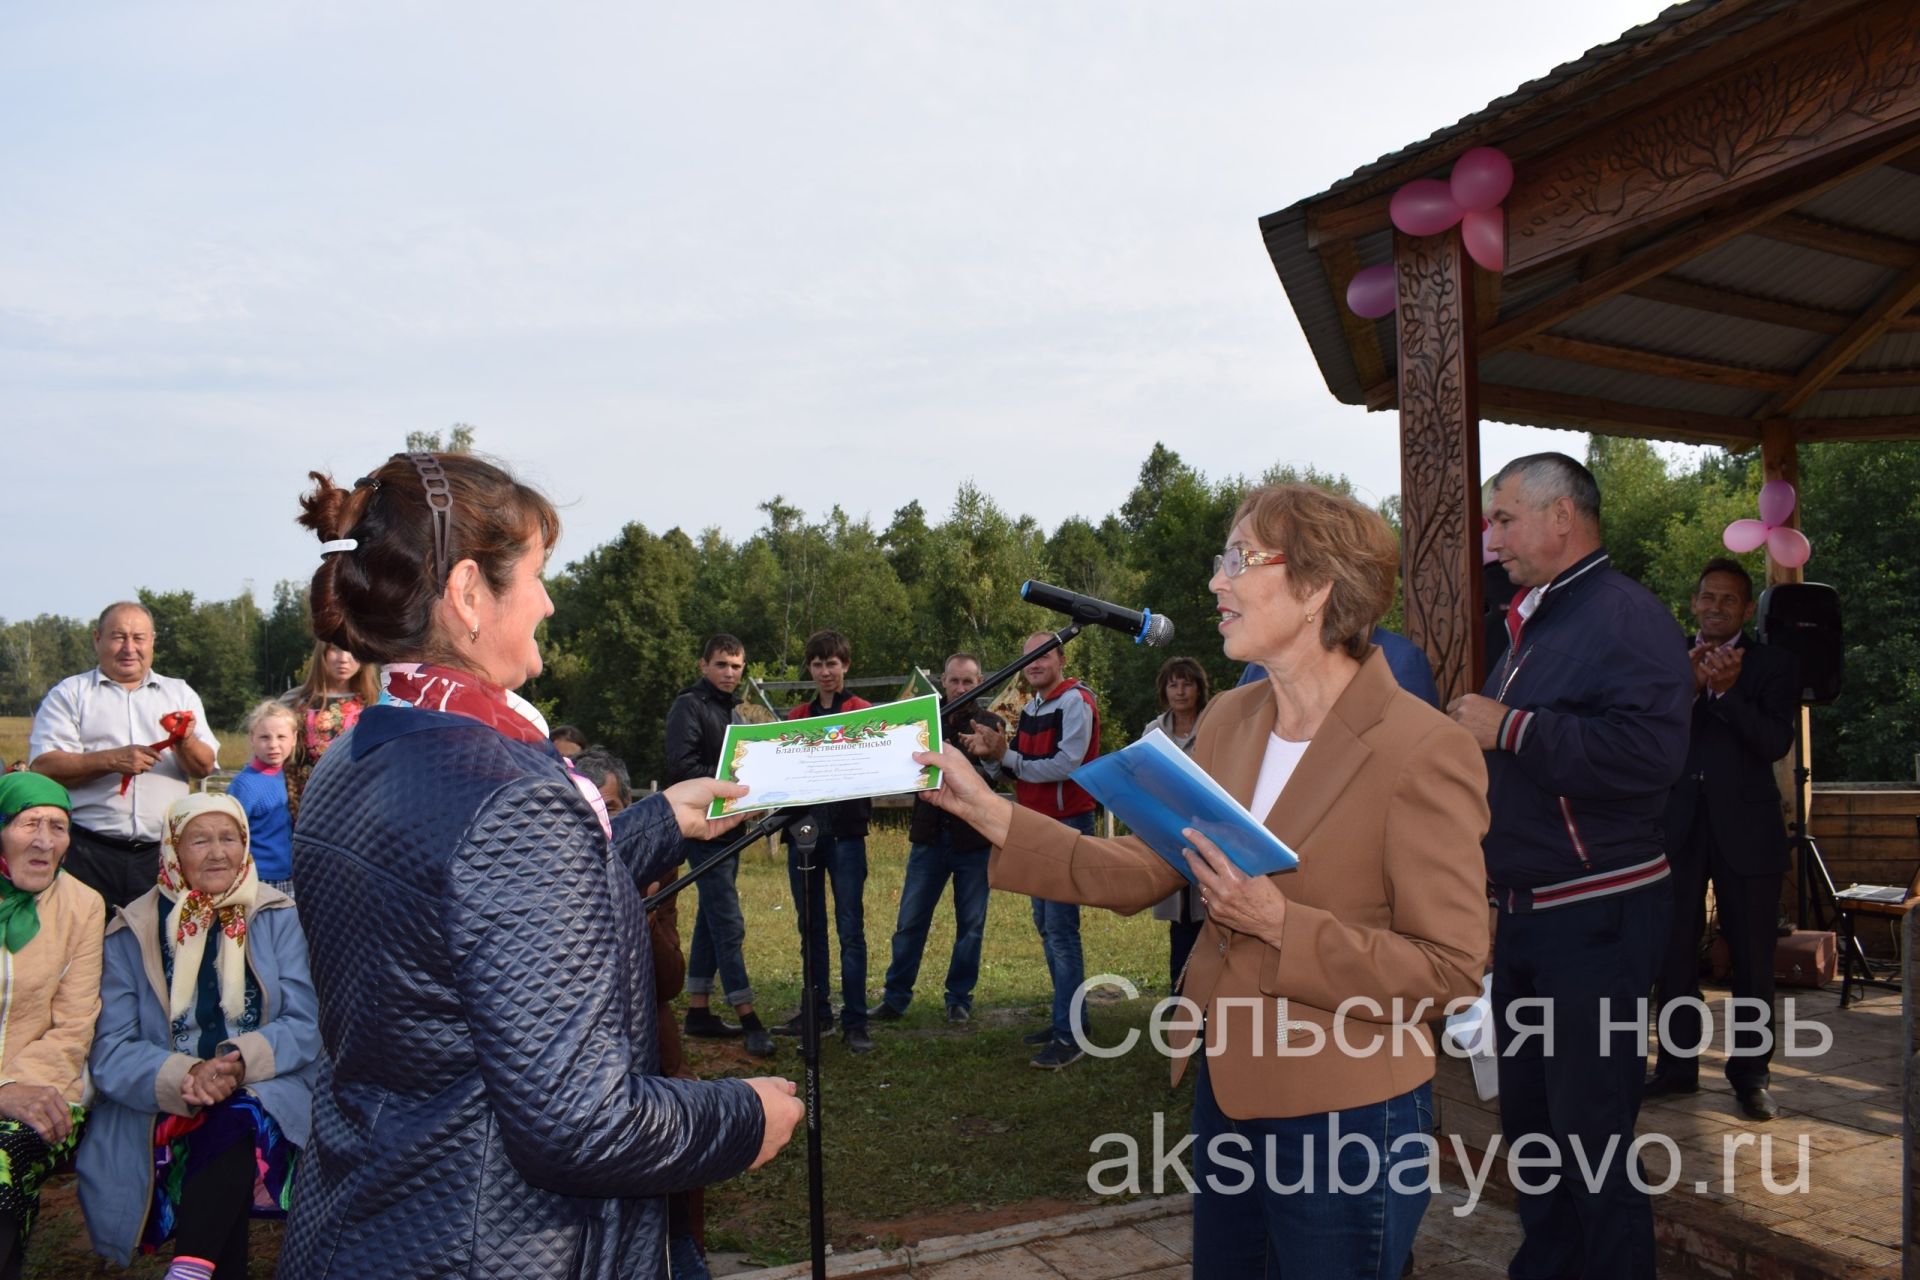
1653, 807, 1781, 1088
173, 1135, 255, 1277
786, 836, 868, 1031
64, 824, 161, 910
1168, 918, 1204, 992
1494, 882, 1670, 1280
880, 831, 990, 1014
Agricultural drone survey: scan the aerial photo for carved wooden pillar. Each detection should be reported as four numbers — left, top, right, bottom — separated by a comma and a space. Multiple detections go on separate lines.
1761, 420, 1812, 844
1394, 228, 1484, 704
1760, 421, 1803, 590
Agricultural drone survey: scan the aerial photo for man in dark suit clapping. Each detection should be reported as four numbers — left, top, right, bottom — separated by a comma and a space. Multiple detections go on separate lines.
1646, 558, 1799, 1120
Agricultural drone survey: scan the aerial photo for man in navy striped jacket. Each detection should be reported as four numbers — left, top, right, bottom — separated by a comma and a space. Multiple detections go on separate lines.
1447, 452, 1691, 1280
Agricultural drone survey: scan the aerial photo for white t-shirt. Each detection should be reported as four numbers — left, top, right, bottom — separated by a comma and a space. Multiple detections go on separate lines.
1248, 732, 1311, 827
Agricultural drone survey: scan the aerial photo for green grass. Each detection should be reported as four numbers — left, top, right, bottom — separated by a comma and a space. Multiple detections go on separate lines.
16, 818, 1188, 1274
683, 821, 1190, 1265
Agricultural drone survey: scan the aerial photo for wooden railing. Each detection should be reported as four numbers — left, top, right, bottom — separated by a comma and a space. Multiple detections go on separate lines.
1904, 903, 1916, 1278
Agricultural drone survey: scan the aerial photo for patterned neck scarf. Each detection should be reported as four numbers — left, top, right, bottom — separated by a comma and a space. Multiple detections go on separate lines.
159, 793, 260, 1024
382, 663, 611, 838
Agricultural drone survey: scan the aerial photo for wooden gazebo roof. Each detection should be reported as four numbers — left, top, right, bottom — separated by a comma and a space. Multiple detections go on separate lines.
1261, 0, 1920, 450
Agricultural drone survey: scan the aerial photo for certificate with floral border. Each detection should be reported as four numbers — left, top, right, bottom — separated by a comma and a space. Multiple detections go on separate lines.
706, 694, 944, 818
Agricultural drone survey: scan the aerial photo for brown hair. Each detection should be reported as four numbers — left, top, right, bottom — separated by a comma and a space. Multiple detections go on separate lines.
1229, 484, 1398, 660
802, 629, 851, 667
291, 640, 383, 710
298, 453, 560, 664
1155, 655, 1211, 714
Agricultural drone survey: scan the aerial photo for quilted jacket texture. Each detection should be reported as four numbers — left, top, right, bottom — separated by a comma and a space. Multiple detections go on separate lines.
279, 705, 766, 1279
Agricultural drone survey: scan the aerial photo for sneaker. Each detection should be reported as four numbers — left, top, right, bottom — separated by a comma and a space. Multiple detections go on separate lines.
946, 1005, 971, 1024
683, 1008, 742, 1039
843, 1026, 875, 1054
742, 1026, 777, 1058
771, 1014, 811, 1037
1030, 1039, 1084, 1070
871, 1003, 906, 1022
1021, 1026, 1055, 1046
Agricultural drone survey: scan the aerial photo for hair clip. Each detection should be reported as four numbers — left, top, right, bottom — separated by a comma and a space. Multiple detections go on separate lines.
352, 475, 381, 490
319, 539, 359, 557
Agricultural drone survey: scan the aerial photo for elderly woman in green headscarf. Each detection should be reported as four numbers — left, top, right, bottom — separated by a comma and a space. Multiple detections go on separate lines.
0, 772, 106, 1280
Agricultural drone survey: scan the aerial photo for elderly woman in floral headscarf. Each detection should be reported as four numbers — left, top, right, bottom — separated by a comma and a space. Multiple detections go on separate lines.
77, 793, 320, 1280
0, 772, 104, 1280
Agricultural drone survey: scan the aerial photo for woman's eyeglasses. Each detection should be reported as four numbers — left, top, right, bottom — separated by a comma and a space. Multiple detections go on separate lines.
1213, 547, 1286, 579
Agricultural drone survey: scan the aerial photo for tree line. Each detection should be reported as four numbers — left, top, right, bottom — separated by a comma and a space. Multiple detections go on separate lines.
3, 438, 1912, 784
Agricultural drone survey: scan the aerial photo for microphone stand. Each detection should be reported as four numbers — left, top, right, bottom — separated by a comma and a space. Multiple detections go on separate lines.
635, 621, 1087, 1280
789, 817, 829, 1279
641, 810, 832, 1280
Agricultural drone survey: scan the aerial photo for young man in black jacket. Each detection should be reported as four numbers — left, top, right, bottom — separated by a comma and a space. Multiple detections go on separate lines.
667, 634, 775, 1057
1449, 454, 1692, 1280
873, 652, 1004, 1025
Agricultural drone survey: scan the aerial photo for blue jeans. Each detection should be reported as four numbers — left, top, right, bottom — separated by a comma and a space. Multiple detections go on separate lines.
1191, 1062, 1432, 1279
685, 845, 754, 1007
879, 831, 990, 1014
1033, 810, 1094, 1042
1495, 882, 1670, 1280
787, 835, 868, 1030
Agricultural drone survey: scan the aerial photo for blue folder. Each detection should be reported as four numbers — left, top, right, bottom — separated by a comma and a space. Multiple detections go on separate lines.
1071, 728, 1300, 882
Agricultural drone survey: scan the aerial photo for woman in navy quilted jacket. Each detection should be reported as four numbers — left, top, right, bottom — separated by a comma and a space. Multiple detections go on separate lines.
277, 452, 802, 1280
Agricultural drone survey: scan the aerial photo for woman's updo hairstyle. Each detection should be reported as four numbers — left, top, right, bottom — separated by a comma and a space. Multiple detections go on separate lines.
1229, 483, 1398, 660
298, 453, 560, 664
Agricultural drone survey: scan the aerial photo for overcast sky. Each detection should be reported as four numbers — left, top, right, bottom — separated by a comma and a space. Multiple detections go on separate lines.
3, 1, 1671, 622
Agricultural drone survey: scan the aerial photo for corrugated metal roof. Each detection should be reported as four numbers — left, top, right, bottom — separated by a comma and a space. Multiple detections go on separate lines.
1794, 386, 1920, 419
1550, 294, 1825, 371
1307, 0, 1797, 204
1677, 237, 1894, 313
1257, 0, 1920, 439
1480, 350, 1766, 417
1796, 167, 1920, 241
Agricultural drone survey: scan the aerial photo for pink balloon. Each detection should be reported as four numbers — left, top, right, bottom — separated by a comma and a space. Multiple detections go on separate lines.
1389, 179, 1463, 237
1768, 526, 1812, 568
1462, 207, 1504, 272
1758, 479, 1797, 527
1449, 147, 1514, 213
1723, 519, 1770, 553
1345, 263, 1396, 319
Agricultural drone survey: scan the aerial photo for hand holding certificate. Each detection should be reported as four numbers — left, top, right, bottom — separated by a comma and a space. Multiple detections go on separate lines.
706, 694, 945, 818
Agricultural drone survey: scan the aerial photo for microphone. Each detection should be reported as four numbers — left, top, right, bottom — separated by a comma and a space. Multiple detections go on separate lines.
1021, 581, 1174, 647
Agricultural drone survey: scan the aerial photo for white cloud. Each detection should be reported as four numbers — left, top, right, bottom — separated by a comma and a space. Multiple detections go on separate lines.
2, 0, 1665, 618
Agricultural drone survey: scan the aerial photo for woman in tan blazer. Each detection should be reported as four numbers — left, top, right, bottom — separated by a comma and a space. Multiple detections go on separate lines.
929, 484, 1491, 1279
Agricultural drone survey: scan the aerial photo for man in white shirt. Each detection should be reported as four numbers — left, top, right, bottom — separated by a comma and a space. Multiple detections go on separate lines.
29, 601, 220, 906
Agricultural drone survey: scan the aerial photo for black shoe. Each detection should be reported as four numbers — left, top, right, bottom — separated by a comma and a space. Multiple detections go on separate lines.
1642, 1073, 1699, 1101
1021, 1027, 1055, 1046
946, 1005, 971, 1024
743, 1026, 777, 1058
771, 1014, 811, 1037
1031, 1038, 1084, 1070
1736, 1085, 1778, 1121
843, 1026, 875, 1054
871, 1003, 906, 1022
684, 1009, 742, 1039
